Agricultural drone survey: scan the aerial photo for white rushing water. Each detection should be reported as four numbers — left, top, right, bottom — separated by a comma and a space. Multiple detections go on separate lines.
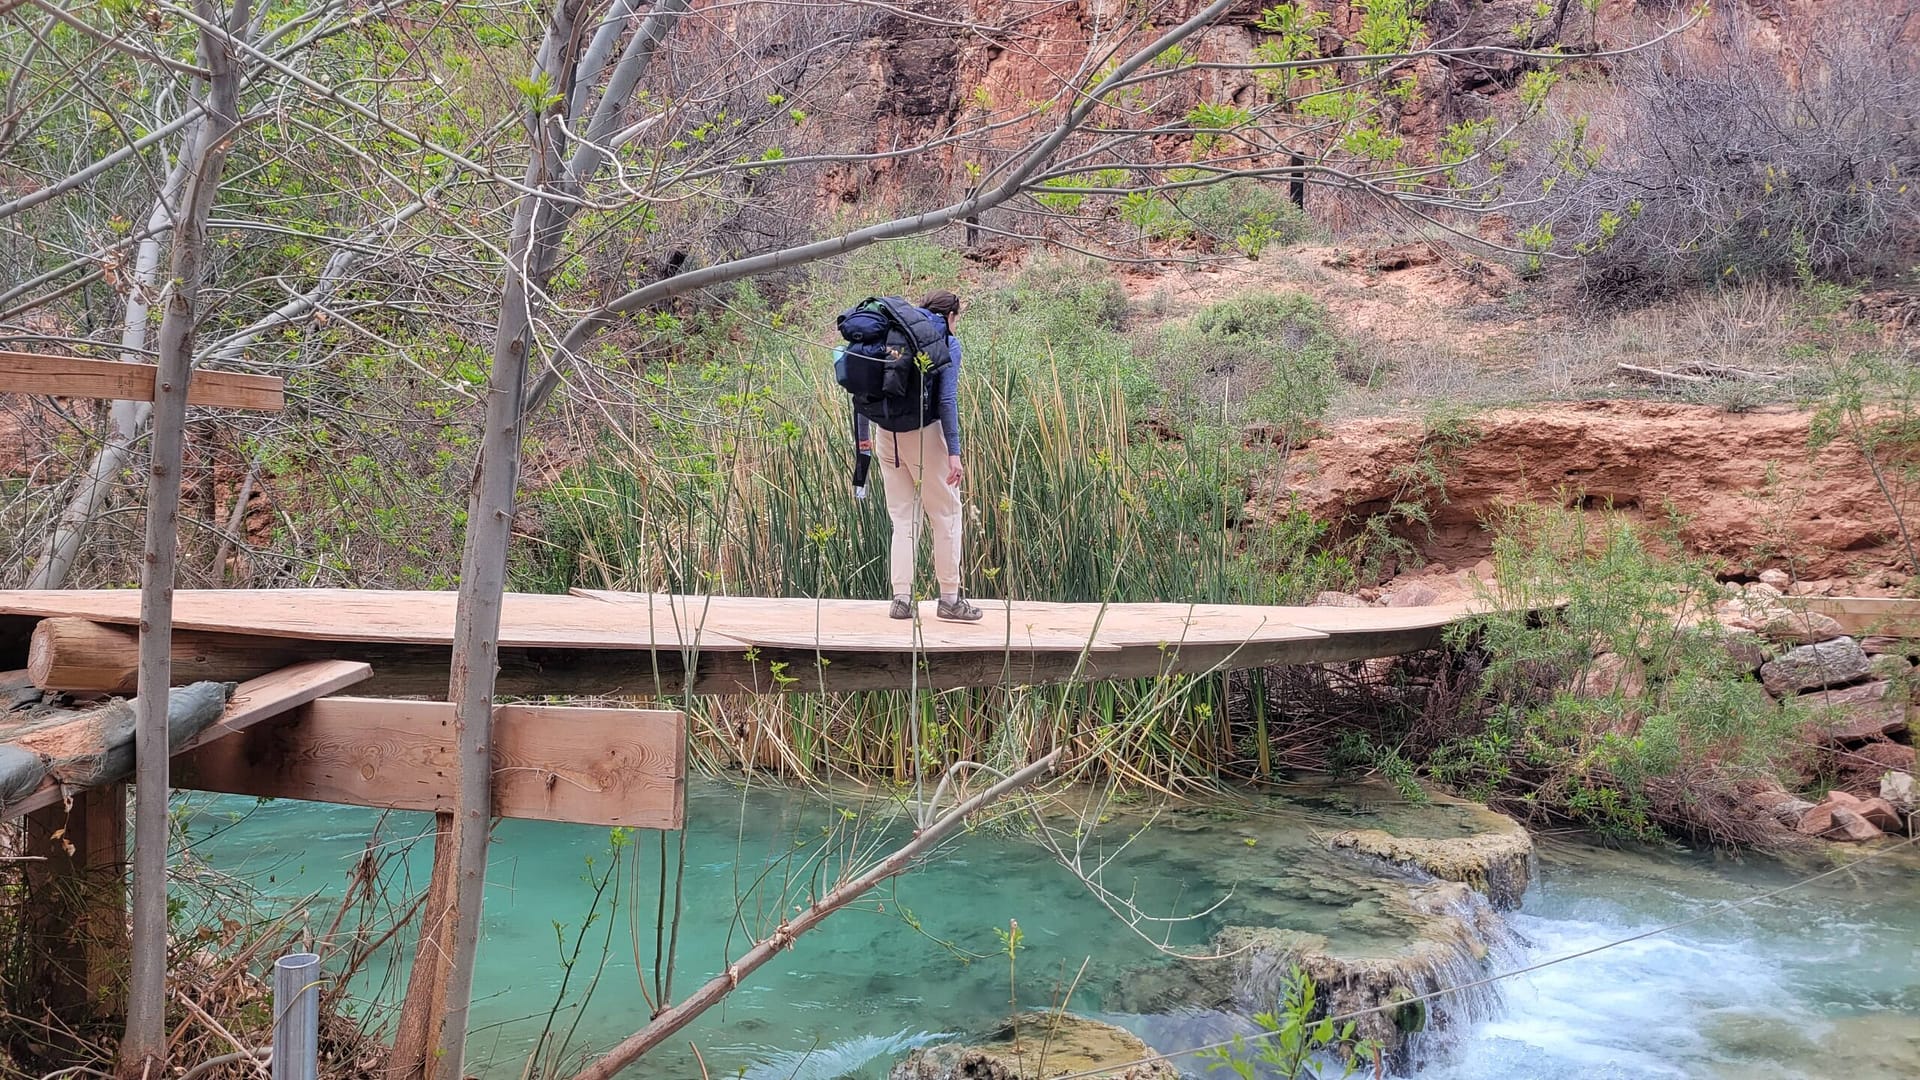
1408, 842, 1920, 1080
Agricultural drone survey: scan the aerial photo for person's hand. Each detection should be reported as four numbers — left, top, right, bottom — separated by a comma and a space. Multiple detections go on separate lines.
946, 455, 963, 486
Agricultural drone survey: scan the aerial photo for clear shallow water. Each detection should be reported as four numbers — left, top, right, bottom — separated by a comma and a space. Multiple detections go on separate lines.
178, 785, 1920, 1079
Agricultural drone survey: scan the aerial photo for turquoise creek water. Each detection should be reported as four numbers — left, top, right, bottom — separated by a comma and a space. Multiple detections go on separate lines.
181, 780, 1920, 1079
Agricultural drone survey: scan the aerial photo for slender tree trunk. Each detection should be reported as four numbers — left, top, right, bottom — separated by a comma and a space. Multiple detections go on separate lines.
383, 815, 455, 1080
121, 3, 252, 1075
391, 7, 579, 1073
210, 458, 256, 584
28, 146, 195, 590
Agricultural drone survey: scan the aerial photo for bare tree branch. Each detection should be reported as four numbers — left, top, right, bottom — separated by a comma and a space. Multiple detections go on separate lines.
567, 749, 1063, 1080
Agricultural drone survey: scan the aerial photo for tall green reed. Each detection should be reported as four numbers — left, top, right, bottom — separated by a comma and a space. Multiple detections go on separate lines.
519, 258, 1353, 787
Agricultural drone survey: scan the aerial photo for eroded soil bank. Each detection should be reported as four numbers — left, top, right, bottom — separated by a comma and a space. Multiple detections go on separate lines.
1271, 400, 1909, 589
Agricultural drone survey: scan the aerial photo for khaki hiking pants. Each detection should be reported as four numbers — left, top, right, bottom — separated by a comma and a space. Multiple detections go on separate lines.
874, 421, 962, 597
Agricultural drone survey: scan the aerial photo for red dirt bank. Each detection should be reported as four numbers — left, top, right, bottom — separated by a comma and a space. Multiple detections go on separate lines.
1275, 400, 1908, 586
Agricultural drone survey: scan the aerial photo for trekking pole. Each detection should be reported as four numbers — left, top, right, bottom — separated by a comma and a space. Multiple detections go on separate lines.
851, 399, 871, 500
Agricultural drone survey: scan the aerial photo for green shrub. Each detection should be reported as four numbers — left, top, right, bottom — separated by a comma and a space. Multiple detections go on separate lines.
964, 257, 1155, 416
1174, 178, 1309, 258
1153, 291, 1345, 439
1430, 505, 1812, 845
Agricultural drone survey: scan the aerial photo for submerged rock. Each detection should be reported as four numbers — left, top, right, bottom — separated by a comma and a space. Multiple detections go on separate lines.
889, 1013, 1176, 1080
1325, 806, 1535, 909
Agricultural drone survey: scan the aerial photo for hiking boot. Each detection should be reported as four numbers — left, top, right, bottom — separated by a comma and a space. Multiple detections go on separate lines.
889, 595, 914, 620
937, 594, 983, 622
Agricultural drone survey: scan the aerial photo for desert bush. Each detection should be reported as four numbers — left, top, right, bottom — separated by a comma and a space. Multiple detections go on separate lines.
1437, 505, 1809, 844
1173, 177, 1311, 258
1494, 10, 1919, 297
1267, 504, 1813, 846
1153, 292, 1347, 438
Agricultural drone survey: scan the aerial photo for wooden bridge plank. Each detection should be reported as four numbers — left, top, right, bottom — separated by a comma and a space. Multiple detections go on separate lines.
176, 659, 372, 754
0, 351, 283, 410
573, 590, 1140, 653
172, 697, 686, 829
0, 589, 750, 650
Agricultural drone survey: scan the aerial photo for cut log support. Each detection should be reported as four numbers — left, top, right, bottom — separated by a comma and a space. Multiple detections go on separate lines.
2, 664, 370, 821
0, 743, 48, 805
31, 682, 232, 791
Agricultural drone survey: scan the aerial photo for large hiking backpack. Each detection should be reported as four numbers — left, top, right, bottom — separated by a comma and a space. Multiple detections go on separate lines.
833, 296, 951, 432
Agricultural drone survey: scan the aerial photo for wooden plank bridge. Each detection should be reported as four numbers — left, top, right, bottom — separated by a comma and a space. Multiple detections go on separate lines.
0, 587, 1483, 697
0, 584, 1487, 825
1, 585, 1912, 1018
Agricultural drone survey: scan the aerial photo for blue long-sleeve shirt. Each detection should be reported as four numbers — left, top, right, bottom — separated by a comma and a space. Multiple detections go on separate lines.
854, 318, 961, 456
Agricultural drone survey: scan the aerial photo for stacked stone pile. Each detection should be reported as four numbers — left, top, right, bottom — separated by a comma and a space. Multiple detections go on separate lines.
1711, 581, 1913, 842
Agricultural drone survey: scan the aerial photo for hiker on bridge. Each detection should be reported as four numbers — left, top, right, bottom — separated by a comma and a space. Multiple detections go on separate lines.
834, 290, 981, 622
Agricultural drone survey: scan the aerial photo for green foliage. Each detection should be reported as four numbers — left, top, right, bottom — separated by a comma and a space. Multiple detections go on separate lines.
1175, 178, 1310, 258
1118, 190, 1192, 241
1199, 966, 1379, 1079
1034, 176, 1087, 213
1353, 0, 1428, 64
1252, 4, 1333, 98
1187, 102, 1254, 153
1154, 292, 1345, 439
1433, 505, 1811, 843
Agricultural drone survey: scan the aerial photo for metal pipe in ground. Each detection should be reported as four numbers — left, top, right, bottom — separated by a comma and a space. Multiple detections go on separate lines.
272, 952, 322, 1080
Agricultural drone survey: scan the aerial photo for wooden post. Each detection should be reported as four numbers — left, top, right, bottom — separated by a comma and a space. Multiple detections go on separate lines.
24, 784, 129, 1022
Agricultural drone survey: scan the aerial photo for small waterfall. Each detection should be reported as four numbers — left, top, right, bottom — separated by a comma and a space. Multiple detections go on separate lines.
1211, 877, 1527, 1074
1395, 880, 1528, 1069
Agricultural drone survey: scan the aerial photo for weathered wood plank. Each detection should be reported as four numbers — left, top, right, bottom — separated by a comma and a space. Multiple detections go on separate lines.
175, 660, 372, 754
1799, 596, 1920, 637
0, 351, 284, 410
173, 698, 686, 829
24, 782, 127, 1020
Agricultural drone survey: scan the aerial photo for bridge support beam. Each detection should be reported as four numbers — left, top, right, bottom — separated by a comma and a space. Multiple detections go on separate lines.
23, 783, 128, 1024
